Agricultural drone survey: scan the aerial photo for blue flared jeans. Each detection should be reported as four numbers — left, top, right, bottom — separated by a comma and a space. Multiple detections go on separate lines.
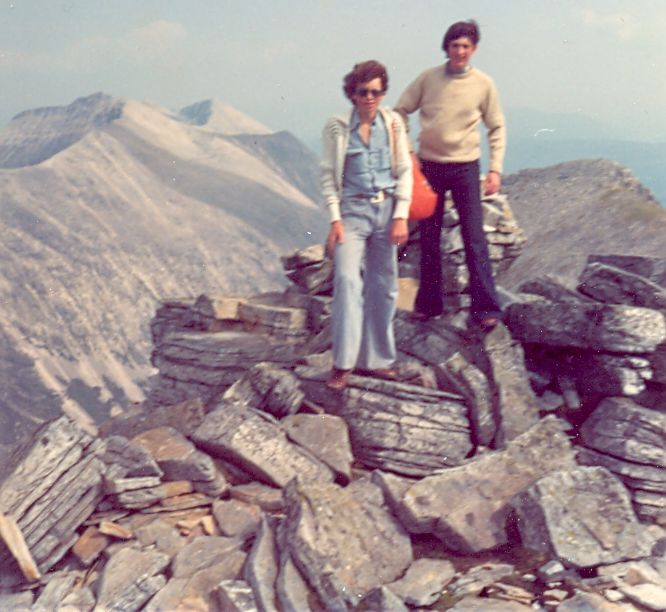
332, 195, 397, 371
414, 159, 501, 320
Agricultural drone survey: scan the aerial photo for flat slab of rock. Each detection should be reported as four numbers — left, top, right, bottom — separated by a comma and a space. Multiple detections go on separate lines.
483, 323, 540, 447
505, 299, 666, 353
581, 397, 666, 469
512, 466, 659, 568
281, 413, 353, 483
385, 558, 456, 607
131, 426, 227, 496
192, 403, 334, 487
282, 477, 413, 609
0, 417, 106, 586
578, 261, 666, 310
297, 366, 472, 477
95, 547, 170, 611
223, 362, 304, 418
396, 416, 576, 553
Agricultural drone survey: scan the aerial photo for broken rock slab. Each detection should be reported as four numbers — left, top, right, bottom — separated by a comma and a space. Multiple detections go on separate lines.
0, 416, 106, 587
95, 547, 170, 611
282, 477, 413, 610
297, 366, 472, 477
482, 323, 540, 447
131, 426, 228, 497
223, 362, 304, 418
512, 466, 660, 568
281, 413, 353, 483
192, 402, 335, 488
396, 416, 576, 553
505, 299, 666, 354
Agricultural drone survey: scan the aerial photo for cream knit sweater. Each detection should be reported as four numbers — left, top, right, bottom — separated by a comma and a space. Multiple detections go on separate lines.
395, 64, 506, 174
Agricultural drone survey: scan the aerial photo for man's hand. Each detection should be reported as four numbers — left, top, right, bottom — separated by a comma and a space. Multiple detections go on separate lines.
484, 171, 501, 196
390, 218, 409, 247
326, 221, 345, 258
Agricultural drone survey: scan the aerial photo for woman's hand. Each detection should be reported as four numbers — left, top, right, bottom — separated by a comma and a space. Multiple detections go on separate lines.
390, 218, 409, 247
326, 221, 345, 258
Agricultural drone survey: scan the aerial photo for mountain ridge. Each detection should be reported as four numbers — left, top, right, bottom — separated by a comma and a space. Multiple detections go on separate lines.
0, 93, 327, 453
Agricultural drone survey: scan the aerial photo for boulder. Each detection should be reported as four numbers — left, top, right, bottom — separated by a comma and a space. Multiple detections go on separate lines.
396, 417, 576, 553
512, 466, 659, 568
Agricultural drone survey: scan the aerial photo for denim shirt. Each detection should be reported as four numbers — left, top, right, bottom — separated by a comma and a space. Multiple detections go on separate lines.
341, 110, 395, 199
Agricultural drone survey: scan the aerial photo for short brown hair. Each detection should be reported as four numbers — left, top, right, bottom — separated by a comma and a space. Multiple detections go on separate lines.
342, 60, 388, 101
442, 20, 480, 53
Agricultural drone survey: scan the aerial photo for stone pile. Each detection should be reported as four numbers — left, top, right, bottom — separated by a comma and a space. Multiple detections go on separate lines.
504, 253, 666, 529
1, 242, 665, 610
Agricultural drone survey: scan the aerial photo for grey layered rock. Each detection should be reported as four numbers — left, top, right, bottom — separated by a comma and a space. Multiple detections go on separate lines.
357, 586, 409, 611
134, 518, 184, 558
588, 254, 666, 288
237, 293, 310, 339
281, 243, 325, 271
396, 417, 576, 553
579, 397, 666, 523
148, 329, 302, 407
517, 275, 592, 304
442, 351, 496, 447
212, 498, 262, 540
171, 535, 244, 579
216, 580, 259, 612
297, 366, 472, 477
447, 563, 516, 598
483, 323, 540, 447
0, 416, 106, 587
581, 398, 666, 469
512, 466, 659, 568
32, 572, 77, 611
95, 547, 170, 611
578, 262, 666, 310
151, 536, 246, 609
555, 591, 631, 611
245, 516, 279, 612
223, 363, 304, 418
385, 558, 456, 606
192, 402, 334, 487
131, 426, 227, 496
282, 477, 413, 610
101, 435, 163, 479
505, 299, 666, 353
282, 413, 353, 482
275, 518, 317, 612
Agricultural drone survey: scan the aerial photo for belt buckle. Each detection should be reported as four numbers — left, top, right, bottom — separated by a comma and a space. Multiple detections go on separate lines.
369, 191, 385, 204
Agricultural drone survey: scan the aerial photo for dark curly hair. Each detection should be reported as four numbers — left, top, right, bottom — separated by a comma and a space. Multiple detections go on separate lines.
342, 60, 388, 102
442, 20, 480, 54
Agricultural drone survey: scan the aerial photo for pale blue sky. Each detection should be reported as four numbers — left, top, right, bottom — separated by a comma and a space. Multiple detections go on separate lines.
1, 0, 665, 144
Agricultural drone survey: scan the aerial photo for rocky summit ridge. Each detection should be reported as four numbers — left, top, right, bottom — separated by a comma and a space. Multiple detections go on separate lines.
0, 179, 665, 610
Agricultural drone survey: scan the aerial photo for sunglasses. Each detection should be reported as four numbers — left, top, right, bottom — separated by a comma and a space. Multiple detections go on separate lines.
355, 88, 385, 98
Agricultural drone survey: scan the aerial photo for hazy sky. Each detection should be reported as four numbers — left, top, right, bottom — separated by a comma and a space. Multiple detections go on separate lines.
2, 0, 665, 145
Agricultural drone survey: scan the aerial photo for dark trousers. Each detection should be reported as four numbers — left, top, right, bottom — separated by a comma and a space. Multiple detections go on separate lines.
414, 159, 501, 320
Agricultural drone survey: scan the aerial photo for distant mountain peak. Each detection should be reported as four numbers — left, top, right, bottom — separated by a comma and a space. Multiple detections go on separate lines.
179, 99, 272, 135
0, 92, 126, 168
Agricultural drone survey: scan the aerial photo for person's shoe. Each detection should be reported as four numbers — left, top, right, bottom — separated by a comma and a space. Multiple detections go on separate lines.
409, 310, 433, 323
468, 314, 501, 333
355, 368, 398, 381
326, 368, 352, 390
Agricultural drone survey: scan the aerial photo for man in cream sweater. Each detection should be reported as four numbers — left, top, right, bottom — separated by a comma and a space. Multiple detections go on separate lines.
395, 19, 506, 329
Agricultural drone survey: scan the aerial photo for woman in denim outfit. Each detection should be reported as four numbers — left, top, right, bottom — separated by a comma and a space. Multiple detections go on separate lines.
320, 60, 412, 390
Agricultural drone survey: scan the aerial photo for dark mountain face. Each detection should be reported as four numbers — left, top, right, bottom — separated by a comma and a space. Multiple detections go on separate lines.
0, 93, 328, 447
